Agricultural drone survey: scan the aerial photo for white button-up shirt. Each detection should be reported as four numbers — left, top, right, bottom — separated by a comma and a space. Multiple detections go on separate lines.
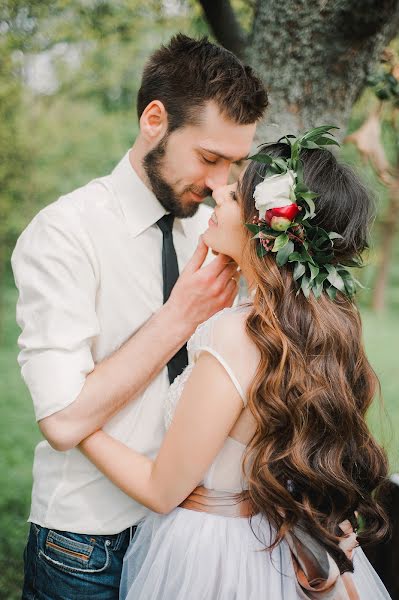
11, 151, 212, 535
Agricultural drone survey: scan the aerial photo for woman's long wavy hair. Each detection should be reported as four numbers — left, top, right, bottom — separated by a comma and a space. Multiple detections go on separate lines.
239, 143, 389, 570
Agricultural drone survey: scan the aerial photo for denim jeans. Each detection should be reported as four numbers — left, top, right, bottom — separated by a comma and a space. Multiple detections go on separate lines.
22, 522, 136, 599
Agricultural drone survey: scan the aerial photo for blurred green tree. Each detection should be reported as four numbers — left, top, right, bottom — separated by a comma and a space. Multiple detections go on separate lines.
0, 0, 195, 291
346, 46, 399, 312
0, 1, 52, 315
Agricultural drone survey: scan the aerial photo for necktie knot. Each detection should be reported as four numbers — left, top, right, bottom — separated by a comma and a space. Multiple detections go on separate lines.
157, 214, 175, 234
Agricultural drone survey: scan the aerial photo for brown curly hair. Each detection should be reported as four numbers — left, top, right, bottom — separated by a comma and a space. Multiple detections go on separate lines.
239, 143, 389, 571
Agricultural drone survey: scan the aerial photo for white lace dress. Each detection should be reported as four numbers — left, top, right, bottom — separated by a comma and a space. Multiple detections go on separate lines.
119, 306, 391, 600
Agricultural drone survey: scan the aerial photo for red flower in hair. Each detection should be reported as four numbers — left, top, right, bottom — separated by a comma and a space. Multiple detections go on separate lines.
265, 203, 300, 231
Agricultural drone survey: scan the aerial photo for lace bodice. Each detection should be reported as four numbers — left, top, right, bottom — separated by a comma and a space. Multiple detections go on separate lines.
163, 305, 258, 492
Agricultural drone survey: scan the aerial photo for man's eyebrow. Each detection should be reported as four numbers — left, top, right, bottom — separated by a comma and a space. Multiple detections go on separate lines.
199, 147, 248, 163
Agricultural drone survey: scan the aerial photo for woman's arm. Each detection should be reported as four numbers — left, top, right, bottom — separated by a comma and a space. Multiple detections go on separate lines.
79, 351, 244, 514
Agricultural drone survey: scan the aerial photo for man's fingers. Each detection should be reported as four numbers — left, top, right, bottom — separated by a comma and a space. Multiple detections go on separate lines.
201, 253, 236, 279
183, 236, 210, 274
222, 279, 239, 307
227, 277, 240, 298
208, 267, 240, 304
217, 263, 240, 289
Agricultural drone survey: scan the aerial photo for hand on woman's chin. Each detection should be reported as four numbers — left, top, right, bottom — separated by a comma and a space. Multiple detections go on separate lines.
202, 230, 218, 255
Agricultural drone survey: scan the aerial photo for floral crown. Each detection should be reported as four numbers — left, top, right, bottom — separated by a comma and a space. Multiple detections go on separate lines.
245, 125, 361, 300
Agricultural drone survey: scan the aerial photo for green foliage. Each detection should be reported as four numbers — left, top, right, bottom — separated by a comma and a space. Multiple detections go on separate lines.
0, 11, 35, 275
366, 69, 399, 104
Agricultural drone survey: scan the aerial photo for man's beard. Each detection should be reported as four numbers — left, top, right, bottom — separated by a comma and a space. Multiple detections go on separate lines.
143, 134, 211, 219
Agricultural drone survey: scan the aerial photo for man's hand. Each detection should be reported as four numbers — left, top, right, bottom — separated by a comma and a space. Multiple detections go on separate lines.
166, 236, 240, 333
39, 237, 240, 451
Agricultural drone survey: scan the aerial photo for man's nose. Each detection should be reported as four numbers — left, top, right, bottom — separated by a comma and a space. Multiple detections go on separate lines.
212, 185, 229, 206
205, 163, 230, 190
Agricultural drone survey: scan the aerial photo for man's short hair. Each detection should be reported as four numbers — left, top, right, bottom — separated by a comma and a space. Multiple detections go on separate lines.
137, 34, 268, 131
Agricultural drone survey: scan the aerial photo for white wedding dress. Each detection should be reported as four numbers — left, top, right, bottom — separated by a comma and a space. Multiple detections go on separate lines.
119, 305, 391, 599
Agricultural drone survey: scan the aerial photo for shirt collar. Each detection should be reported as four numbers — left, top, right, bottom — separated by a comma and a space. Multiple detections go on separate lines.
111, 150, 188, 238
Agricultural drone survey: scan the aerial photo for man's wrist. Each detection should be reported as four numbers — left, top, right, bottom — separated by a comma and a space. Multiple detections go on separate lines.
159, 300, 196, 345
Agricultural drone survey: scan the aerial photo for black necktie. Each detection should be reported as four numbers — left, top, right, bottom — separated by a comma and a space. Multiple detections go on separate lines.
157, 214, 188, 384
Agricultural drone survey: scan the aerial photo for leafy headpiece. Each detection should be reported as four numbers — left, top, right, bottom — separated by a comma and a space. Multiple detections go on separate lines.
246, 125, 360, 300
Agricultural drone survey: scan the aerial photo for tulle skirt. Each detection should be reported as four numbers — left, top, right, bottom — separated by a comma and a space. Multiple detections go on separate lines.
120, 507, 391, 600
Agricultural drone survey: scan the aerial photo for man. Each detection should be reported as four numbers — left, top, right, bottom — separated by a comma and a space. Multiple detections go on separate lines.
12, 34, 267, 599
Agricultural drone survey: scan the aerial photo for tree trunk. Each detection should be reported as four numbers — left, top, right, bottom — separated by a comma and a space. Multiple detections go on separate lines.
199, 0, 399, 140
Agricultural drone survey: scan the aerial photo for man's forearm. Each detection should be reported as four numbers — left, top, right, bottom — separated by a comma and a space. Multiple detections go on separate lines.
39, 302, 192, 450
39, 239, 239, 451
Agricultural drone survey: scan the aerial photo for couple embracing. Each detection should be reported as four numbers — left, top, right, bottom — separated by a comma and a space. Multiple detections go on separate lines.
13, 34, 391, 599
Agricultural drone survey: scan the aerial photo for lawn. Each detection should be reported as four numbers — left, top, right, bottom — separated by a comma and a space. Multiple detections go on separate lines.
0, 280, 398, 599
362, 310, 399, 471
0, 282, 40, 599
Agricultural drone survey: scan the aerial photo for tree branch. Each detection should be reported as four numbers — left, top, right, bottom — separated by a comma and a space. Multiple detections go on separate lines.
337, 0, 399, 39
197, 0, 247, 59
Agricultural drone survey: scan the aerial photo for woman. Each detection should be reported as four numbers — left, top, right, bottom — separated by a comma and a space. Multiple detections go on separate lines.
80, 128, 391, 599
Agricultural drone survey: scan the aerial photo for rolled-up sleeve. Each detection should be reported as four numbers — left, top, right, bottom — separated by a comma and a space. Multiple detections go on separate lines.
11, 208, 100, 421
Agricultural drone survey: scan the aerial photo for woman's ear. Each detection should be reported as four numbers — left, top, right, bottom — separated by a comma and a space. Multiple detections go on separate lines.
139, 100, 168, 141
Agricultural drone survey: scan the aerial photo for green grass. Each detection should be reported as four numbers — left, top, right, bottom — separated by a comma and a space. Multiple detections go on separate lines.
362, 310, 399, 471
0, 282, 40, 599
0, 280, 398, 598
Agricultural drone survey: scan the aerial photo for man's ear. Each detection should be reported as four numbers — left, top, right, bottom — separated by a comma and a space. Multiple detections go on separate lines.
140, 100, 168, 141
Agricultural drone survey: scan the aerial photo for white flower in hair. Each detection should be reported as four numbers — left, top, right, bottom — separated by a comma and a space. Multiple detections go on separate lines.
253, 170, 296, 219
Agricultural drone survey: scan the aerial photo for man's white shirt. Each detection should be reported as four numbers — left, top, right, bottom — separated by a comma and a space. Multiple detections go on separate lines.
11, 151, 212, 534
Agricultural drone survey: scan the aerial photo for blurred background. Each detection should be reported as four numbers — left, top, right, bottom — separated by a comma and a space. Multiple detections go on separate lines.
1, 1, 398, 598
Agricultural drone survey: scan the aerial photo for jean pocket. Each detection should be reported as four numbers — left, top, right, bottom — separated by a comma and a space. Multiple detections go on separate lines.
39, 530, 111, 574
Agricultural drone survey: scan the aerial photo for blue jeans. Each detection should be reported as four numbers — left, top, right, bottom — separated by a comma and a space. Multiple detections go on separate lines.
22, 523, 136, 599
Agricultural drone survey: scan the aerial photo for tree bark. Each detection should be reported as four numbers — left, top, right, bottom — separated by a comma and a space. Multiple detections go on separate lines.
200, 0, 399, 140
